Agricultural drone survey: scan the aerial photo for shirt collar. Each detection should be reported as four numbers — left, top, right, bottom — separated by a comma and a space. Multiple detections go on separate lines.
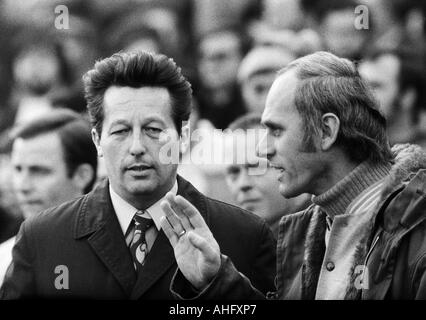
109, 181, 178, 235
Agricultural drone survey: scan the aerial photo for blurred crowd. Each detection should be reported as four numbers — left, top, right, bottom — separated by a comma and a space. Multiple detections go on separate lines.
0, 0, 425, 244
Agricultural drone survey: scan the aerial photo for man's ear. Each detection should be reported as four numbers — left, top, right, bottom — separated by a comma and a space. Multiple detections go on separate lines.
179, 121, 190, 154
72, 163, 95, 194
91, 129, 103, 157
320, 113, 340, 151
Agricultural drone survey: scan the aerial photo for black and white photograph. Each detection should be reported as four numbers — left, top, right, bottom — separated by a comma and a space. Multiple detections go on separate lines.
0, 0, 425, 309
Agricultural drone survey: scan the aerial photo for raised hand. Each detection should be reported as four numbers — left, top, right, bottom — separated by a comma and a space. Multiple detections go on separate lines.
160, 192, 221, 290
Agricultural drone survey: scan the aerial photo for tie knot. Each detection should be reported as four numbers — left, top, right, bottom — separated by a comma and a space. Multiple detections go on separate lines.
133, 211, 153, 230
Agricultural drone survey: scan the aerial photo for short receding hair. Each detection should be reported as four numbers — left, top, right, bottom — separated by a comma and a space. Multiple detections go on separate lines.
279, 51, 393, 164
11, 109, 98, 193
83, 51, 193, 136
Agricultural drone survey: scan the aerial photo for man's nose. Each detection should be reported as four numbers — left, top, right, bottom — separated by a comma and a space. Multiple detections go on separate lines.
237, 170, 253, 193
129, 131, 147, 156
13, 171, 32, 194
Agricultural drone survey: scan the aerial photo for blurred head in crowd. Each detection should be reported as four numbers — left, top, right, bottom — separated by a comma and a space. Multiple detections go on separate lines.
237, 46, 295, 114
225, 113, 311, 237
138, 6, 183, 57
12, 41, 68, 97
262, 0, 305, 31
317, 0, 369, 59
259, 51, 393, 198
197, 29, 245, 90
83, 51, 192, 208
54, 14, 99, 85
358, 48, 426, 143
11, 34, 74, 126
106, 10, 163, 55
11, 109, 97, 219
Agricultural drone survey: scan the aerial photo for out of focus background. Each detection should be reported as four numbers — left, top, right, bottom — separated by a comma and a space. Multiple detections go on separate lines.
0, 0, 425, 236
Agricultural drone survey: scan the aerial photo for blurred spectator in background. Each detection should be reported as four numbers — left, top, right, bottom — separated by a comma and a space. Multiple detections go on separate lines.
237, 46, 296, 114
359, 48, 426, 146
248, 0, 323, 57
316, 0, 371, 60
107, 19, 163, 55
192, 0, 258, 39
225, 114, 311, 237
363, 0, 426, 52
0, 109, 97, 285
10, 32, 72, 126
99, 0, 195, 83
195, 28, 247, 129
262, 0, 306, 31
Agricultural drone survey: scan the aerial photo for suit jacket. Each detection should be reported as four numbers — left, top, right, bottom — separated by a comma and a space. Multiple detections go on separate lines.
0, 176, 276, 299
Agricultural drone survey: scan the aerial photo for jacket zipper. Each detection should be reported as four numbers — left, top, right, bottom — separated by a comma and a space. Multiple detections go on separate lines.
360, 229, 382, 286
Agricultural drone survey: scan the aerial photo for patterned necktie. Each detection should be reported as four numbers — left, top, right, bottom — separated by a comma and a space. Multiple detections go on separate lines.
129, 211, 153, 270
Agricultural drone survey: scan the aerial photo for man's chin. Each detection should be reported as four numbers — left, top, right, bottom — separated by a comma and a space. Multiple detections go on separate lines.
279, 184, 298, 199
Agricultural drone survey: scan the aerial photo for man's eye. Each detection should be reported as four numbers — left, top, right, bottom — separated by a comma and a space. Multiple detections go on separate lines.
269, 128, 282, 137
111, 128, 129, 135
144, 127, 163, 138
226, 167, 240, 179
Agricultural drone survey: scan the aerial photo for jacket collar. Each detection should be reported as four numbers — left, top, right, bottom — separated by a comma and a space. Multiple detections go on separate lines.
378, 144, 426, 231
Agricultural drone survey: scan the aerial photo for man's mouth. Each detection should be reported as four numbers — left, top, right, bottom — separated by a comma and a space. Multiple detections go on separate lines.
241, 198, 260, 206
126, 164, 153, 171
21, 199, 43, 206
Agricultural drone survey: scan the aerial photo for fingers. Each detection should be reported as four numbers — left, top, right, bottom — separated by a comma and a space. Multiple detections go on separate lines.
173, 195, 209, 229
164, 193, 193, 231
160, 216, 178, 248
160, 200, 185, 236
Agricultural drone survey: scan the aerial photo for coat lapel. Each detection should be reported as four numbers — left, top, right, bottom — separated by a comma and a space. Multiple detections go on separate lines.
74, 179, 136, 297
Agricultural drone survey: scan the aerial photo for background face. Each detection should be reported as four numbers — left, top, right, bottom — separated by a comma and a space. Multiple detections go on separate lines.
242, 72, 277, 114
198, 31, 242, 89
358, 54, 401, 118
11, 133, 80, 219
226, 163, 289, 222
321, 9, 366, 58
13, 47, 60, 94
95, 86, 179, 207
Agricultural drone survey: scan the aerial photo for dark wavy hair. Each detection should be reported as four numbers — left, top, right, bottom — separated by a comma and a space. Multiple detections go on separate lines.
83, 51, 192, 136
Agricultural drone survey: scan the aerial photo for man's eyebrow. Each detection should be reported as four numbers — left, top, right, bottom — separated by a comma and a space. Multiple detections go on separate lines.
262, 120, 281, 130
110, 119, 130, 127
143, 116, 166, 125
226, 165, 240, 173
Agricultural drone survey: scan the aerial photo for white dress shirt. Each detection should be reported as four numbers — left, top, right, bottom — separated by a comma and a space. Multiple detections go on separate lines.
109, 181, 178, 249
